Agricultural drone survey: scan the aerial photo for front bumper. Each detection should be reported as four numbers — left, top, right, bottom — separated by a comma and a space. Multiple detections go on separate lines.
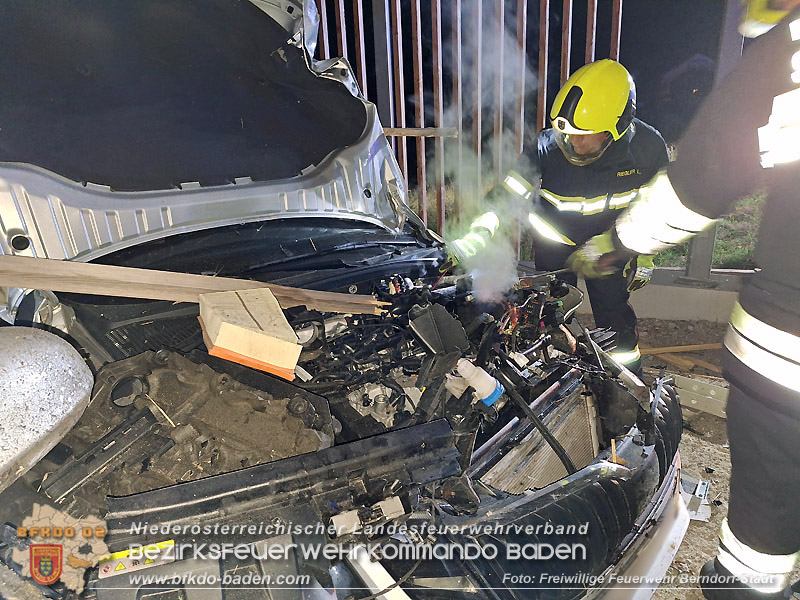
602, 451, 689, 600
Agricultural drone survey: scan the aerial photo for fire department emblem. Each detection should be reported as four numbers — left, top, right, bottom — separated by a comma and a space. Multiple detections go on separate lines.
30, 544, 62, 585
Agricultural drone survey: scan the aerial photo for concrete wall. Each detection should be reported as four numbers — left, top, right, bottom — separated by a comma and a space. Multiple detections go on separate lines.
576, 280, 739, 323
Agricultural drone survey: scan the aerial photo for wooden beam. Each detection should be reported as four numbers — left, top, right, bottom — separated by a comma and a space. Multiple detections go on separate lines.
641, 343, 722, 355
384, 127, 458, 137
0, 255, 389, 315
657, 353, 697, 371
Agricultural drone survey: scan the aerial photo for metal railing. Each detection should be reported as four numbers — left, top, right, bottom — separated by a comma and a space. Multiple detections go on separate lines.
314, 0, 622, 234
313, 0, 750, 292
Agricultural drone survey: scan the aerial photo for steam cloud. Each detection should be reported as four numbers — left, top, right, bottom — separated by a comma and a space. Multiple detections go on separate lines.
438, 1, 542, 302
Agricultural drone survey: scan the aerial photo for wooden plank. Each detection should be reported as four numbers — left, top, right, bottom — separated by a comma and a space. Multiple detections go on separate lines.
672, 374, 728, 418
641, 343, 723, 355
657, 353, 697, 371
384, 127, 458, 137
0, 255, 388, 315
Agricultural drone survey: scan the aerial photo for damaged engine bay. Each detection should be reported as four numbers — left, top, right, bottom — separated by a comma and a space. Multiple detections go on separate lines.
0, 272, 682, 599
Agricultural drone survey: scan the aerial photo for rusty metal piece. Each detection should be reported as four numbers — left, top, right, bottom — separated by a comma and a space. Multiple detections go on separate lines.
452, 0, 463, 229
372, 0, 395, 135
432, 0, 446, 233
561, 0, 573, 85
333, 0, 348, 60
390, 0, 408, 181
585, 0, 597, 63
410, 0, 427, 225
315, 0, 330, 60
494, 1, 505, 179
515, 0, 528, 156
537, 0, 550, 131
513, 0, 529, 259
352, 0, 368, 97
472, 0, 483, 198
611, 0, 623, 61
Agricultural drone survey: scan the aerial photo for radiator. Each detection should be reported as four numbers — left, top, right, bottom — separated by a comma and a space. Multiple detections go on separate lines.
480, 391, 600, 494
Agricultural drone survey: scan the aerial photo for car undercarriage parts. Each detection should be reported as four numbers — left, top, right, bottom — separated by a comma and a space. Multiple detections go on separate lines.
0, 327, 93, 494
103, 419, 461, 544
330, 495, 406, 538
0, 270, 687, 599
34, 350, 333, 516
345, 378, 422, 428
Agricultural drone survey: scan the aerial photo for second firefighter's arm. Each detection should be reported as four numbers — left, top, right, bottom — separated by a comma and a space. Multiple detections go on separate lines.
610, 15, 789, 257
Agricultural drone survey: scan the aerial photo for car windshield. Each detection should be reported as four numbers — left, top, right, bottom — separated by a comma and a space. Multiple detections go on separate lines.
0, 1, 367, 191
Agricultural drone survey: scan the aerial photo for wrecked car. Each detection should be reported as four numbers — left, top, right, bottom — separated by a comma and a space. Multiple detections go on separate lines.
0, 1, 687, 599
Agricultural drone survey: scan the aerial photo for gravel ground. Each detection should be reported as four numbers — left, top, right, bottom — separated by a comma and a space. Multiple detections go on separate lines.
583, 315, 799, 599
653, 411, 730, 600
638, 318, 730, 600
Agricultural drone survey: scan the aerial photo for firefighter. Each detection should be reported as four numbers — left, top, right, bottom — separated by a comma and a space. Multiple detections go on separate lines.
520, 59, 669, 376
568, 1, 800, 597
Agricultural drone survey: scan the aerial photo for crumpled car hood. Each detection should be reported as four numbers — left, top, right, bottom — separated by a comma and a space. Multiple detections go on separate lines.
0, 0, 409, 270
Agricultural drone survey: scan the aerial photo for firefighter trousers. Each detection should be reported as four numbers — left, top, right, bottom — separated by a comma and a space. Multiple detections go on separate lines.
723, 350, 800, 556
535, 245, 641, 373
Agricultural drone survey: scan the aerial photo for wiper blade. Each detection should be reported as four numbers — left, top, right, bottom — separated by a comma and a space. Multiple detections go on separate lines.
241, 239, 419, 274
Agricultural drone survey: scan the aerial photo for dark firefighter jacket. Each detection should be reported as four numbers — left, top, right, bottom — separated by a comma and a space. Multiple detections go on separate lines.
530, 118, 669, 253
668, 7, 800, 340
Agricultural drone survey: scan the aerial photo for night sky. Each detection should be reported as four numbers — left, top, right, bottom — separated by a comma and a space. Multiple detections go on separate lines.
545, 0, 727, 142
617, 0, 727, 141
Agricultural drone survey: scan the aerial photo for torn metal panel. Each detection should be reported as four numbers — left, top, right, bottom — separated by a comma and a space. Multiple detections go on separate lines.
673, 374, 729, 418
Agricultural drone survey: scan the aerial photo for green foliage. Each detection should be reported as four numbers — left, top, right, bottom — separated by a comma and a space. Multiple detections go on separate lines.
653, 193, 764, 270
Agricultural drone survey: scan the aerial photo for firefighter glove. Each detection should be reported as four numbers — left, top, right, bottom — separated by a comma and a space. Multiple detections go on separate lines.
624, 254, 654, 292
566, 230, 619, 278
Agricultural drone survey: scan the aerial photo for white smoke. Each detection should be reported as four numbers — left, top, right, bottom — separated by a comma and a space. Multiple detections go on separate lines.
437, 0, 542, 302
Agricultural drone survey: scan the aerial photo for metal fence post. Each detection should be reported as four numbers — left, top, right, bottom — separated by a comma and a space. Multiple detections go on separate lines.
684, 0, 743, 282
371, 0, 394, 128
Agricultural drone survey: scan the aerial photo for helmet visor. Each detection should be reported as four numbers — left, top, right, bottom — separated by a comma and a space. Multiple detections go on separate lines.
554, 130, 613, 166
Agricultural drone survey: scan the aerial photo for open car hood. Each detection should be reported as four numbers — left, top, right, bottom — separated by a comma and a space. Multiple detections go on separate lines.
0, 0, 410, 267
